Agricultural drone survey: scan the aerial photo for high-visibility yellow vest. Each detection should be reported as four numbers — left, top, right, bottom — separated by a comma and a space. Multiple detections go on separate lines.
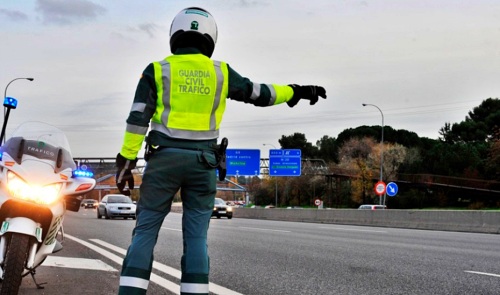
151, 54, 229, 140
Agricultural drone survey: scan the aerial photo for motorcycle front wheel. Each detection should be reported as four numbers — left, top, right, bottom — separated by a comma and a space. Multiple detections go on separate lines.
1, 233, 30, 295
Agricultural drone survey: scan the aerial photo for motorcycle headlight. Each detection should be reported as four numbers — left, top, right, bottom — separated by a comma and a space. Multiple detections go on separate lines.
7, 171, 63, 205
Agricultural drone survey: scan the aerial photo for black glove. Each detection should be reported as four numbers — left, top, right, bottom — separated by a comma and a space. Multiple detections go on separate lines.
287, 84, 327, 107
116, 153, 137, 195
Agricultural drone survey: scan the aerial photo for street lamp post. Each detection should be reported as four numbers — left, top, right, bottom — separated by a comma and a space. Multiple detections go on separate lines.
362, 103, 385, 205
263, 143, 278, 207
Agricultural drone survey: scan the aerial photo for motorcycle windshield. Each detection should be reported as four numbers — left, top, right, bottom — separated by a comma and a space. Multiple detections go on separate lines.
2, 121, 76, 172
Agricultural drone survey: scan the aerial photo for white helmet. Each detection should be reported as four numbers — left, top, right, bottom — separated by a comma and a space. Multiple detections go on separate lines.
170, 7, 218, 57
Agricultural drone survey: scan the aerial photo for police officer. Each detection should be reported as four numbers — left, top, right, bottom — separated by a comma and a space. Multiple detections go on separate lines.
116, 7, 327, 295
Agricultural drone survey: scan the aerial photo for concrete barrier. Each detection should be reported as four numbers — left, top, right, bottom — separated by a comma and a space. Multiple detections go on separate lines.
233, 208, 500, 234
170, 205, 500, 234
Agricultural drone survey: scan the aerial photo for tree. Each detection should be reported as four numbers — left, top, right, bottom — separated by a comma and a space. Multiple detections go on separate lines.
252, 177, 275, 206
337, 126, 379, 146
423, 142, 484, 177
337, 137, 376, 204
279, 133, 318, 158
337, 125, 422, 148
439, 122, 455, 143
380, 143, 407, 181
484, 128, 500, 180
441, 98, 500, 143
338, 137, 374, 161
316, 135, 338, 163
399, 147, 423, 174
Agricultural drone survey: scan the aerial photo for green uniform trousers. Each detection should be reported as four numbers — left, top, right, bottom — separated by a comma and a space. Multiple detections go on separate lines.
118, 147, 216, 295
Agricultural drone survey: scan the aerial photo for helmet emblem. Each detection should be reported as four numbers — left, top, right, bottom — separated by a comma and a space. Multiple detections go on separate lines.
190, 21, 199, 30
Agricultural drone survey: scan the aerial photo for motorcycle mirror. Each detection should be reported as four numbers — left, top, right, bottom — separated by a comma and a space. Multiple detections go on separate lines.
16, 139, 25, 162
56, 149, 63, 169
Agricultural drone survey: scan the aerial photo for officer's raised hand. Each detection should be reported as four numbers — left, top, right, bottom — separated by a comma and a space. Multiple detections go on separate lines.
286, 84, 327, 107
115, 153, 137, 196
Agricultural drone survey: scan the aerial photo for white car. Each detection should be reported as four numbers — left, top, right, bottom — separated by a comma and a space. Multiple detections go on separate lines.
358, 204, 387, 210
97, 194, 136, 220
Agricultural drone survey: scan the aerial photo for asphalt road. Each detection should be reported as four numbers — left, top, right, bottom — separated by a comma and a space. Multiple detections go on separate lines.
14, 208, 500, 294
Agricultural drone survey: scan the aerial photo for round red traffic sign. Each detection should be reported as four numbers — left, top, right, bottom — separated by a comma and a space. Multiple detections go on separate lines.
374, 181, 386, 195
314, 198, 322, 206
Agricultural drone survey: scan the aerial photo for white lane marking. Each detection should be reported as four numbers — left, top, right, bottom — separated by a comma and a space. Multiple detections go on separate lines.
65, 234, 179, 294
319, 226, 387, 233
88, 238, 244, 295
43, 256, 116, 271
465, 271, 500, 278
238, 226, 291, 233
161, 227, 182, 232
90, 239, 181, 277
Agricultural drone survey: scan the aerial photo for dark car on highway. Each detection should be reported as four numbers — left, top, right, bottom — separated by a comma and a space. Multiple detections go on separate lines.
81, 199, 98, 209
212, 198, 233, 219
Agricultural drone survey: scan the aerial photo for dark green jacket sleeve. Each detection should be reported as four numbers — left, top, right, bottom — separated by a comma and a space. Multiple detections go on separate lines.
119, 64, 157, 159
227, 64, 294, 106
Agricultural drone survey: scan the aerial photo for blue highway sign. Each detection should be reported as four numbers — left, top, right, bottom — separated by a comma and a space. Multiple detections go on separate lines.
269, 149, 301, 176
226, 149, 261, 176
386, 182, 398, 197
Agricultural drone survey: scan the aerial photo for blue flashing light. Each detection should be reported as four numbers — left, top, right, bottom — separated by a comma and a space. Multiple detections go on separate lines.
72, 169, 94, 178
3, 97, 18, 109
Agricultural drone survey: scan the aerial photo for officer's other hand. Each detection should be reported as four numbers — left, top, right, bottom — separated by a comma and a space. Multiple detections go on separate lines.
115, 153, 137, 195
287, 85, 327, 107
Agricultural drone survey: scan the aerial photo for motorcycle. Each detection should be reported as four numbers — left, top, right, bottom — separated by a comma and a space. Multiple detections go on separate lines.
0, 121, 96, 294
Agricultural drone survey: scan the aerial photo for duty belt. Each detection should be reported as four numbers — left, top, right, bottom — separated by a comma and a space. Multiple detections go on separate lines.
144, 138, 228, 181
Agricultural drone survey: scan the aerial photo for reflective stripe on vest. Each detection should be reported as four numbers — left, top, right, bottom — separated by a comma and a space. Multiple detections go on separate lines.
152, 54, 228, 140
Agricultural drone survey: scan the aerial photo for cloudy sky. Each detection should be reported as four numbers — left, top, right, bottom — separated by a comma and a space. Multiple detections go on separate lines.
1, 0, 499, 157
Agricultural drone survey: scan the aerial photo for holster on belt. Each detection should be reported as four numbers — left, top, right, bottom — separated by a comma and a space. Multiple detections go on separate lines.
203, 137, 228, 181
215, 137, 228, 181
144, 136, 157, 162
